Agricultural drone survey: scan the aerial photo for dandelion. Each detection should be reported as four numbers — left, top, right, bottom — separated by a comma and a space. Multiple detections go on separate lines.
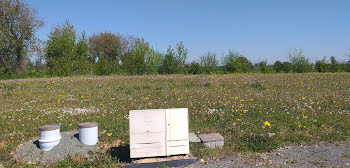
264, 121, 271, 128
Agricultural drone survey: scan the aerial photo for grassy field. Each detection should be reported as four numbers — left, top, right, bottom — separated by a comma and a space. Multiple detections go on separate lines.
0, 73, 350, 167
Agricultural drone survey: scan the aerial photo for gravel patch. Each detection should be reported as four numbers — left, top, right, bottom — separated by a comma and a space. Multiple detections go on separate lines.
13, 131, 99, 165
269, 142, 350, 168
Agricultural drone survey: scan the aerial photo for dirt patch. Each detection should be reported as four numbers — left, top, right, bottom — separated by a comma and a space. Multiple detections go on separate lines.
13, 131, 99, 166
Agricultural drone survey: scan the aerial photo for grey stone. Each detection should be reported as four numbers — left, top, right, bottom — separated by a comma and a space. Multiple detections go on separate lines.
198, 133, 224, 148
189, 133, 201, 143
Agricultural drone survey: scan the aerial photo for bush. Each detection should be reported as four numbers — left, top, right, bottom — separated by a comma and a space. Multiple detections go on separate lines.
288, 48, 312, 73
185, 61, 200, 74
94, 58, 112, 75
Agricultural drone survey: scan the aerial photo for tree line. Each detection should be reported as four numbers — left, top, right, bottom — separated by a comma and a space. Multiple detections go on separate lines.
1, 0, 350, 79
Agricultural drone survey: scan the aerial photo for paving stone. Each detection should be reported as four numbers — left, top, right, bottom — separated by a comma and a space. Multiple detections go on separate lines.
189, 133, 201, 143
198, 133, 224, 148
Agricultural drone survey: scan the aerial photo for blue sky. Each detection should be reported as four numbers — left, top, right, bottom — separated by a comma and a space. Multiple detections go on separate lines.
27, 0, 350, 64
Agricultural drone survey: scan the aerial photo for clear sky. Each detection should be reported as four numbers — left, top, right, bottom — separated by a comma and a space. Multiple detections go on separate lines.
27, 0, 350, 64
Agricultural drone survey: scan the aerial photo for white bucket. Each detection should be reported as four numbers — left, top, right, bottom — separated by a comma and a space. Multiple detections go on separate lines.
38, 124, 61, 151
79, 122, 98, 145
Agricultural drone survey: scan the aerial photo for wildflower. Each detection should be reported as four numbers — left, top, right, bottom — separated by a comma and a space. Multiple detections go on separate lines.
145, 97, 150, 100
303, 115, 308, 119
250, 99, 254, 101
32, 162, 35, 165
107, 133, 112, 136
237, 118, 241, 121
264, 121, 271, 128
298, 124, 302, 128
23, 102, 28, 105
10, 137, 14, 139
302, 97, 305, 100
148, 102, 152, 105
96, 116, 100, 119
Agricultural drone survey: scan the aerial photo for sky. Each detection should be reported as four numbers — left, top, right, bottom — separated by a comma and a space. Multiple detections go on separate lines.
27, 0, 350, 64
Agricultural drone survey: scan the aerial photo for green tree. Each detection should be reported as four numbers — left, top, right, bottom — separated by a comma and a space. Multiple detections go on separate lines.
160, 46, 177, 74
329, 56, 339, 72
288, 48, 312, 73
226, 56, 253, 73
174, 41, 188, 73
45, 21, 89, 76
200, 51, 218, 74
315, 57, 327, 72
256, 61, 275, 73
273, 61, 283, 73
73, 32, 90, 74
88, 32, 123, 64
122, 39, 161, 75
0, 0, 44, 74
185, 61, 200, 74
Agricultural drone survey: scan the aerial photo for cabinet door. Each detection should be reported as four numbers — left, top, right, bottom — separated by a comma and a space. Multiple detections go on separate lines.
166, 108, 189, 142
129, 109, 166, 134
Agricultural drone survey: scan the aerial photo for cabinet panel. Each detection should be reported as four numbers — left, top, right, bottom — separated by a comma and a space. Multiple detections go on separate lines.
166, 108, 189, 141
166, 145, 189, 156
130, 109, 166, 134
167, 140, 189, 147
130, 132, 166, 149
130, 146, 167, 158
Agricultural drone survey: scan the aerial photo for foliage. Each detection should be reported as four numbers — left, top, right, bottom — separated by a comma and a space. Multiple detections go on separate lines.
122, 39, 162, 75
45, 21, 90, 76
226, 56, 253, 73
185, 61, 200, 74
88, 32, 123, 64
288, 48, 312, 73
315, 57, 327, 72
0, 0, 44, 74
329, 56, 339, 72
255, 61, 275, 73
160, 42, 188, 74
200, 51, 219, 74
94, 57, 112, 75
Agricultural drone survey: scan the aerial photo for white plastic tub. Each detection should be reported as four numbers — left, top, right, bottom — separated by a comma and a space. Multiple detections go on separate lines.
38, 124, 61, 151
78, 122, 98, 145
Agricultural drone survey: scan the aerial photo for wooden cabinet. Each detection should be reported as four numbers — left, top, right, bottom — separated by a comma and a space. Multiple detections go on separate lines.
129, 108, 189, 158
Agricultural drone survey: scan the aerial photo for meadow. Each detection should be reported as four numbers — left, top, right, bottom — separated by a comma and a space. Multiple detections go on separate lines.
0, 73, 350, 167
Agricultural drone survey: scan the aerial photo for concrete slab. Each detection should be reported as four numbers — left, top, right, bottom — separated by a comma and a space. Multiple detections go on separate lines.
198, 133, 224, 148
189, 133, 201, 143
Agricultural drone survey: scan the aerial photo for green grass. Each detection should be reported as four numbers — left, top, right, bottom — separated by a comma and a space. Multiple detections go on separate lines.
0, 73, 349, 167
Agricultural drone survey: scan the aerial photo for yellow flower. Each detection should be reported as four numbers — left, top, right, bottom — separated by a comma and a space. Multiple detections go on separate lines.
145, 97, 150, 100
32, 162, 35, 165
148, 102, 152, 105
107, 133, 112, 136
10, 136, 14, 139
264, 121, 271, 128
303, 115, 308, 119
237, 118, 241, 121
302, 97, 305, 100
96, 116, 100, 119
250, 99, 254, 101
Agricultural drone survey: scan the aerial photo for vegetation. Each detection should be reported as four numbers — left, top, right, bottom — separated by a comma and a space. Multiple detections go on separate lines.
0, 73, 349, 167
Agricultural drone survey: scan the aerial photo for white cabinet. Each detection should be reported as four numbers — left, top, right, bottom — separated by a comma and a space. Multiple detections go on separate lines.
129, 108, 189, 158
